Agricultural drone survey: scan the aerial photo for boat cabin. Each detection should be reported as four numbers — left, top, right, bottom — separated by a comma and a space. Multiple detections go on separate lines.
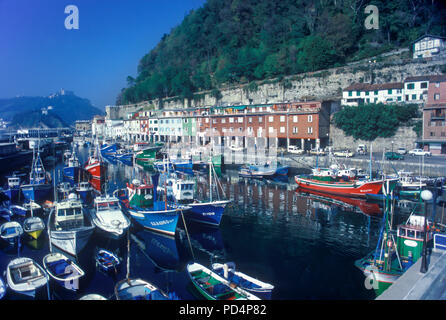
127, 180, 154, 208
7, 176, 20, 189
397, 215, 432, 262
167, 178, 195, 202
54, 196, 84, 230
77, 181, 92, 191
95, 197, 120, 211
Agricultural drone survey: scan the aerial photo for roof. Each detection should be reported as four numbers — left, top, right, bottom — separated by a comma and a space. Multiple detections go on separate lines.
412, 34, 446, 44
344, 82, 403, 91
405, 75, 446, 83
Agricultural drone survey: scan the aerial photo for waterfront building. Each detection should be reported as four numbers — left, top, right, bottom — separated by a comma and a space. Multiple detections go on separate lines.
341, 83, 404, 106
412, 35, 446, 59
420, 75, 446, 155
75, 120, 92, 132
92, 115, 105, 140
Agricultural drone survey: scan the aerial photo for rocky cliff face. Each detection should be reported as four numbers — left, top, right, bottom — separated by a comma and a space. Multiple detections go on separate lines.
110, 53, 446, 120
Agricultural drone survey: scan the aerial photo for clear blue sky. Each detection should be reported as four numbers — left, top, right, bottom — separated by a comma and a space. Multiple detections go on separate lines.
0, 0, 206, 109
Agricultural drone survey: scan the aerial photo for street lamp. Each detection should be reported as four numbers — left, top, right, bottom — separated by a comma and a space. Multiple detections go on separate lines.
420, 189, 433, 273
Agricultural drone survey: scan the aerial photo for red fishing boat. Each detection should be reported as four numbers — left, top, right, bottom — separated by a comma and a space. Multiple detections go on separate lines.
84, 155, 106, 192
294, 168, 396, 198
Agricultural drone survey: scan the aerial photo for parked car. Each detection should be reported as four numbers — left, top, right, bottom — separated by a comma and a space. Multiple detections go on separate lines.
287, 145, 305, 155
397, 147, 407, 155
356, 144, 367, 155
385, 151, 404, 160
333, 150, 355, 158
408, 149, 432, 156
308, 148, 326, 156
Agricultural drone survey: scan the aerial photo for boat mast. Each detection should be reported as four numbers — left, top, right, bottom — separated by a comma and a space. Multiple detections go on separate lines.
369, 143, 373, 180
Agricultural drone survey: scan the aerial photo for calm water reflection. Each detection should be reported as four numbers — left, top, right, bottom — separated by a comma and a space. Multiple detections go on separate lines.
0, 145, 412, 300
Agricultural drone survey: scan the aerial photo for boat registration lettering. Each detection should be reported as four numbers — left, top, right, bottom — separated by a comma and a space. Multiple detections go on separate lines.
404, 239, 418, 248
151, 219, 174, 226
202, 212, 215, 216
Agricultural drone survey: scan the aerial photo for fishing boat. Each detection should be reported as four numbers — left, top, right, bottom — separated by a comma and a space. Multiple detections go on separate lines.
20, 148, 53, 202
212, 262, 274, 299
62, 149, 83, 184
115, 148, 133, 162
239, 163, 289, 179
75, 181, 96, 204
89, 195, 131, 238
157, 174, 196, 203
6, 257, 48, 297
48, 193, 95, 256
115, 176, 186, 237
354, 182, 437, 296
0, 221, 23, 243
100, 143, 117, 157
187, 262, 260, 300
0, 276, 6, 299
134, 145, 163, 169
95, 249, 120, 274
3, 174, 23, 203
84, 147, 107, 192
43, 252, 85, 291
295, 168, 396, 198
185, 159, 231, 226
23, 216, 45, 240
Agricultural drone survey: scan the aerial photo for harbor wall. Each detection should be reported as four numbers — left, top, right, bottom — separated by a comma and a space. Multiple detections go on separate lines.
329, 124, 419, 153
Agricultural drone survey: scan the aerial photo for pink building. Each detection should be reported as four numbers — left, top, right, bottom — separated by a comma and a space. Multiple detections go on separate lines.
422, 75, 446, 155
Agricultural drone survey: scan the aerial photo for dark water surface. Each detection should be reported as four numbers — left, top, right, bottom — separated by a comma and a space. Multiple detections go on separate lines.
0, 145, 415, 300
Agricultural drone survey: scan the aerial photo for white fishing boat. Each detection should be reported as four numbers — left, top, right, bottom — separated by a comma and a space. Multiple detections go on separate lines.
89, 195, 130, 238
6, 257, 48, 297
43, 252, 85, 291
0, 221, 23, 242
48, 193, 95, 256
212, 262, 274, 299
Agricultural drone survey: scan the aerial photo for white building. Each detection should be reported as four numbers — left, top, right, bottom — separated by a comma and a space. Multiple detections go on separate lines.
341, 83, 404, 106
92, 116, 105, 139
412, 35, 446, 59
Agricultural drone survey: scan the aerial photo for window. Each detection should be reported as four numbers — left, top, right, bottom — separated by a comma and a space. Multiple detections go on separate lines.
280, 116, 285, 122
435, 82, 440, 88
230, 127, 233, 132
308, 115, 313, 123
259, 117, 263, 123
213, 119, 217, 124
365, 91, 369, 96
280, 127, 285, 133
421, 82, 428, 89
229, 117, 234, 123
430, 132, 435, 136
248, 117, 252, 123
374, 91, 378, 95
238, 117, 243, 123
412, 94, 417, 100
388, 89, 392, 94
407, 83, 414, 90
434, 93, 440, 100
405, 95, 409, 101
238, 127, 243, 132
397, 97, 402, 101
293, 115, 298, 123
293, 127, 298, 134
348, 91, 352, 97
247, 127, 253, 134
308, 127, 313, 134
269, 116, 274, 122
205, 118, 209, 123
221, 118, 226, 124
356, 91, 360, 96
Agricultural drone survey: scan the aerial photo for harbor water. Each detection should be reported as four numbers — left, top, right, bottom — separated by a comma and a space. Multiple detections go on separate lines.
1, 145, 441, 300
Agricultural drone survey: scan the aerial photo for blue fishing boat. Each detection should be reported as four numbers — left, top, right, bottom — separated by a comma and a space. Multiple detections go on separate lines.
185, 160, 231, 226
20, 148, 53, 202
3, 174, 23, 203
100, 143, 117, 157
115, 175, 188, 237
115, 149, 133, 163
62, 149, 82, 184
75, 181, 96, 204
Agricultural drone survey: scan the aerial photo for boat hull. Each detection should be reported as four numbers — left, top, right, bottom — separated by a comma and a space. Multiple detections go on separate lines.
295, 176, 384, 198
186, 201, 230, 226
21, 183, 53, 202
62, 166, 82, 184
125, 206, 179, 236
49, 227, 95, 256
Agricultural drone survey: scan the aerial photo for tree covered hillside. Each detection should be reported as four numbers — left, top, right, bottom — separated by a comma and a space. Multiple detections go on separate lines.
118, 0, 446, 105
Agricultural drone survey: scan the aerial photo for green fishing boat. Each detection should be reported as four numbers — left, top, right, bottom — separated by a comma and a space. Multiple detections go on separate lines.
187, 263, 260, 300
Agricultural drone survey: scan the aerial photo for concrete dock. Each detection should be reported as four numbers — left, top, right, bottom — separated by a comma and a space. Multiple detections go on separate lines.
377, 248, 446, 300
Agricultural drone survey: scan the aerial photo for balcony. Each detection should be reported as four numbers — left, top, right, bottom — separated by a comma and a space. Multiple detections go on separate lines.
431, 115, 445, 121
